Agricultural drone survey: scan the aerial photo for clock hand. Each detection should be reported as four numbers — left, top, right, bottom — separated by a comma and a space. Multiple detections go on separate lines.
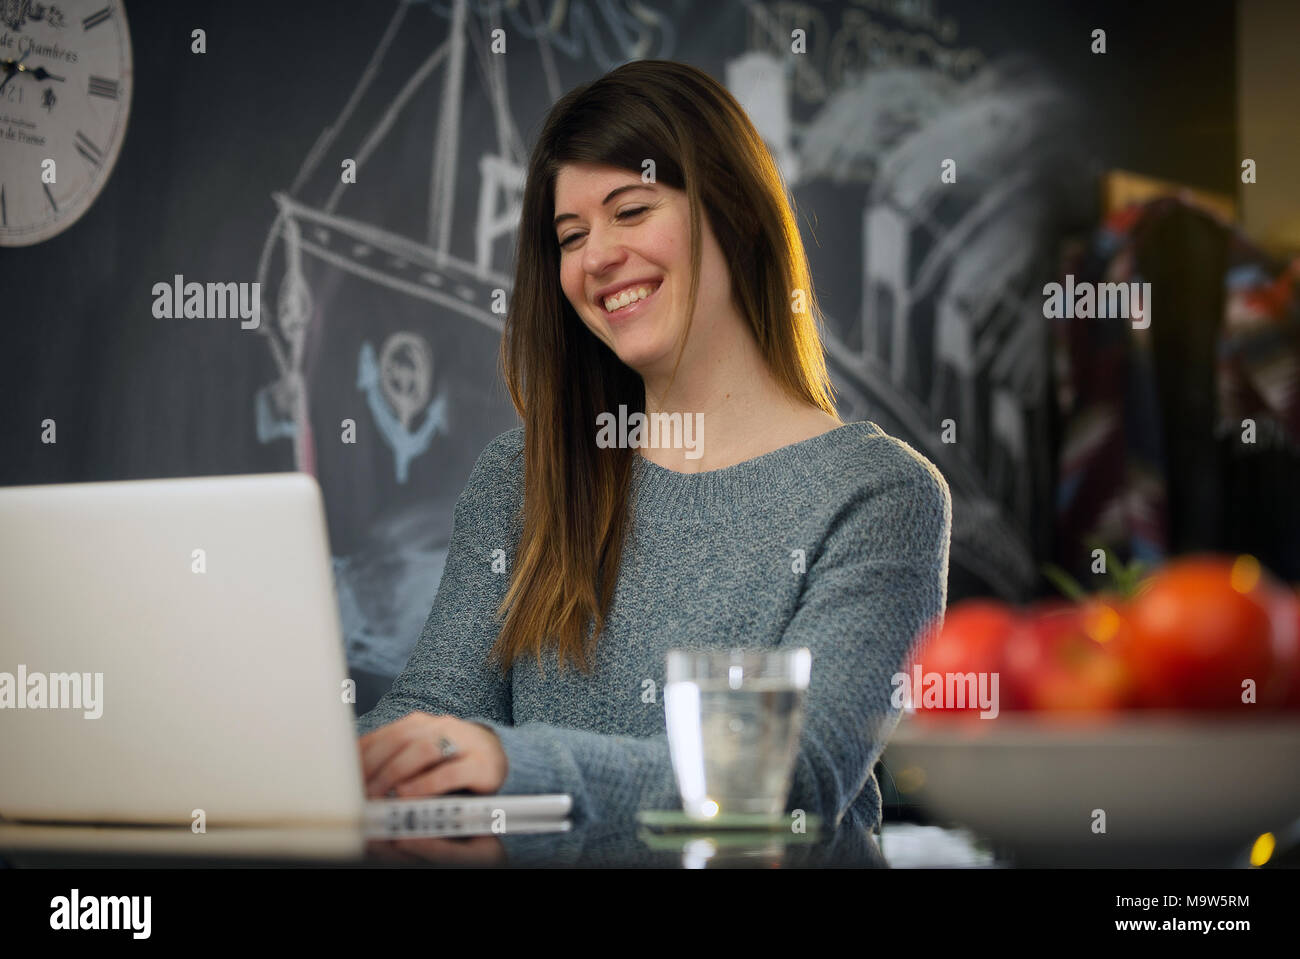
0, 50, 28, 94
0, 53, 59, 81
0, 60, 64, 82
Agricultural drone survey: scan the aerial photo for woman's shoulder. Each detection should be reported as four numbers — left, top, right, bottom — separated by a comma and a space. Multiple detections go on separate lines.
810, 422, 952, 558
477, 424, 525, 467
823, 420, 951, 509
459, 425, 525, 509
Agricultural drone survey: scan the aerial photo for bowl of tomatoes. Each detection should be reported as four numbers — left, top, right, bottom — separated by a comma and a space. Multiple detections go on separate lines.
882, 553, 1300, 864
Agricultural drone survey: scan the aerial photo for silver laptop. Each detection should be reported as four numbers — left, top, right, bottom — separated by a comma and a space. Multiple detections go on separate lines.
0, 473, 569, 832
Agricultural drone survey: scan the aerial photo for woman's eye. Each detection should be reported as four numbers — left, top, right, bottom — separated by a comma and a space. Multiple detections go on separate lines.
557, 207, 650, 249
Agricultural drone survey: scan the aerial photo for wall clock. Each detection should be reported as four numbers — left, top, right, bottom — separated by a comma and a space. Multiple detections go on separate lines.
0, 0, 132, 246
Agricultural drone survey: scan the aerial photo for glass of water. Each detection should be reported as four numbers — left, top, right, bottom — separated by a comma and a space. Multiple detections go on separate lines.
664, 647, 812, 821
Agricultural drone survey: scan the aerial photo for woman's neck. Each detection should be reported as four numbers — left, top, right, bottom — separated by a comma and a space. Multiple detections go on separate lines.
638, 326, 840, 474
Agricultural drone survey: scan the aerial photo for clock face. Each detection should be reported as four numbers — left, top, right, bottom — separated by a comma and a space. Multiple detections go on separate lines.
0, 0, 133, 246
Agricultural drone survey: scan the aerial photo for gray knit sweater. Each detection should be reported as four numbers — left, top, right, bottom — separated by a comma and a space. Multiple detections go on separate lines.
355, 421, 952, 832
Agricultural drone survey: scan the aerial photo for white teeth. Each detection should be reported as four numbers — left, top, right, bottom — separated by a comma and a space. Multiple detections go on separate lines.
604, 282, 659, 313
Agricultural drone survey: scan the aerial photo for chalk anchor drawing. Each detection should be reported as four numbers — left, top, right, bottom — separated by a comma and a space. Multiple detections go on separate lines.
357, 335, 449, 484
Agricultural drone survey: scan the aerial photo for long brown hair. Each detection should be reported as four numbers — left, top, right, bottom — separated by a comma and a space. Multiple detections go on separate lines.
494, 59, 837, 675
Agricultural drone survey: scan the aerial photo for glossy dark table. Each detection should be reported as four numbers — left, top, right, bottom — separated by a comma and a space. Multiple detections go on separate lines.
0, 816, 992, 868
5, 814, 1285, 868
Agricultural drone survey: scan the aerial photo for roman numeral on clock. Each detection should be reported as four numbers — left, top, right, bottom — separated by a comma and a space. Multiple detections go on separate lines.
83, 7, 113, 30
88, 76, 119, 99
75, 131, 104, 167
1, 185, 6, 227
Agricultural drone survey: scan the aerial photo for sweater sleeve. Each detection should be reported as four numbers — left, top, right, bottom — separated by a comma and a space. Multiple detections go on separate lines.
354, 432, 521, 737
779, 450, 951, 828
476, 445, 952, 829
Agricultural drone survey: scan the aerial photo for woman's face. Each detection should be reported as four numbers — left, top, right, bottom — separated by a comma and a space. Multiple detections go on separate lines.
553, 162, 733, 381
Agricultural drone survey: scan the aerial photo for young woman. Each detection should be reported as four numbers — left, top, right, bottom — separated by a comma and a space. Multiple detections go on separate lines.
357, 59, 951, 834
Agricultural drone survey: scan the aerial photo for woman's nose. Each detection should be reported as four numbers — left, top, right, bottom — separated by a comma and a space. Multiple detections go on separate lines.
582, 225, 626, 275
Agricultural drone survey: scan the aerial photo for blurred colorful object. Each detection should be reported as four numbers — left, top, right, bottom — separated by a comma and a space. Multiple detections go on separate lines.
1053, 197, 1300, 582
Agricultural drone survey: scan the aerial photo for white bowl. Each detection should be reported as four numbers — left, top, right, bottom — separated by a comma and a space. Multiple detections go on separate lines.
882, 712, 1300, 865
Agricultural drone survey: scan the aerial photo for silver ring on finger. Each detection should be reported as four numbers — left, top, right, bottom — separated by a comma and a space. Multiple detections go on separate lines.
437, 735, 458, 759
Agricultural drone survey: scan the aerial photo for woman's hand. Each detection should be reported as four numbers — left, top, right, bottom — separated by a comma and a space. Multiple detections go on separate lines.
359, 713, 508, 798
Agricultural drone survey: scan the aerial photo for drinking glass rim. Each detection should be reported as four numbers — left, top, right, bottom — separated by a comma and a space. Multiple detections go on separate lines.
664, 647, 811, 685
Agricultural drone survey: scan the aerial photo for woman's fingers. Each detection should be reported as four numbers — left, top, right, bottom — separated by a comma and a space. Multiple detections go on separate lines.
358, 713, 508, 798
364, 728, 452, 798
393, 754, 498, 797
359, 714, 430, 777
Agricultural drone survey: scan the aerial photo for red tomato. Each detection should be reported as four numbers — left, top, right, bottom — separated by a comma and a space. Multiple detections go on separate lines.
1027, 634, 1134, 713
1000, 600, 1081, 710
1002, 597, 1134, 713
1119, 555, 1288, 710
909, 600, 1018, 721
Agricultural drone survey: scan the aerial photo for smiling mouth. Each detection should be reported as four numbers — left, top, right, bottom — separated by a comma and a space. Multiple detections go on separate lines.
600, 279, 663, 316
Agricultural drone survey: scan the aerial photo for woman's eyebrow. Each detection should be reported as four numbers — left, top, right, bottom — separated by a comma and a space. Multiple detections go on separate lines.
553, 184, 654, 227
